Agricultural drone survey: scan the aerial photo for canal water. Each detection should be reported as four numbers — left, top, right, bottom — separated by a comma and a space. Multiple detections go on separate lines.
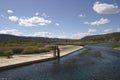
0, 43, 120, 80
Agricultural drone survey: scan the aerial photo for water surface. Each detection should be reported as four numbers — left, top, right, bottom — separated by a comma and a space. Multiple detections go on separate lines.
0, 43, 120, 80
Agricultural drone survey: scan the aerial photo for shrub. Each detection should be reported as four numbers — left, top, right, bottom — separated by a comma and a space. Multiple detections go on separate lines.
0, 50, 4, 56
39, 48, 50, 53
12, 48, 24, 54
22, 47, 40, 54
4, 50, 13, 58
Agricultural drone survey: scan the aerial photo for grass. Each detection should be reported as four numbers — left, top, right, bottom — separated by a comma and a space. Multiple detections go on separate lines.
0, 39, 93, 57
22, 47, 40, 54
0, 46, 53, 57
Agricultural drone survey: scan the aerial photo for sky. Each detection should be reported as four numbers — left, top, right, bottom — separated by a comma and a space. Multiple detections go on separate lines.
0, 0, 120, 39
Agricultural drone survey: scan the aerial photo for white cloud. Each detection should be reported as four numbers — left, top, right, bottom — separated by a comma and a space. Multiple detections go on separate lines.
0, 29, 23, 36
7, 10, 14, 14
41, 13, 49, 17
0, 29, 89, 39
32, 32, 68, 39
32, 32, 55, 38
88, 28, 97, 33
32, 32, 88, 39
79, 14, 86, 17
35, 12, 39, 16
8, 15, 52, 27
38, 23, 47, 26
18, 16, 52, 27
8, 16, 18, 22
104, 29, 112, 33
71, 33, 88, 39
55, 23, 60, 26
84, 18, 109, 26
19, 19, 36, 27
93, 1, 120, 14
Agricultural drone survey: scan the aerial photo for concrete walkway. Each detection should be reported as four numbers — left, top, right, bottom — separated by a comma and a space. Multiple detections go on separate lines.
0, 45, 83, 70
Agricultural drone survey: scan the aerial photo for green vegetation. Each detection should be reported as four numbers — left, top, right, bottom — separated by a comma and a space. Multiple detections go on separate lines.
0, 40, 53, 57
0, 32, 120, 57
0, 39, 84, 57
12, 47, 24, 54
22, 47, 40, 54
22, 47, 51, 54
77, 32, 120, 43
0, 50, 4, 56
4, 50, 13, 58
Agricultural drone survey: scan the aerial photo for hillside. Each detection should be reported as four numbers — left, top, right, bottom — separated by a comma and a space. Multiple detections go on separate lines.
79, 32, 120, 43
0, 34, 69, 42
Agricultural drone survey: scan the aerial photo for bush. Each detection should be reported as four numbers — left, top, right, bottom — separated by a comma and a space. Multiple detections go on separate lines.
22, 47, 51, 54
12, 48, 24, 54
0, 50, 4, 56
39, 48, 50, 53
4, 50, 13, 58
22, 47, 40, 54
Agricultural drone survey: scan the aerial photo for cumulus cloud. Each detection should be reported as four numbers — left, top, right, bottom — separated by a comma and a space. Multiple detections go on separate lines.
18, 16, 52, 27
93, 1, 120, 14
7, 10, 14, 14
0, 29, 89, 39
79, 14, 86, 17
0, 29, 23, 36
32, 32, 54, 38
32, 32, 88, 39
84, 18, 109, 26
88, 28, 97, 33
104, 29, 112, 33
31, 32, 67, 39
8, 15, 52, 27
71, 33, 88, 39
19, 19, 36, 27
8, 16, 18, 22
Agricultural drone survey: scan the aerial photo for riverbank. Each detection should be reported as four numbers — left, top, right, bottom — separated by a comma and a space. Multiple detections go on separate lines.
0, 45, 83, 70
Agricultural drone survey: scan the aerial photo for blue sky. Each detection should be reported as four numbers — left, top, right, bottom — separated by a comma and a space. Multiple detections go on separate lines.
0, 0, 120, 39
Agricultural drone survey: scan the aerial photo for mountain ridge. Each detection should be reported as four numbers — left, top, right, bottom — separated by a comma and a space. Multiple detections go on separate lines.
0, 34, 69, 42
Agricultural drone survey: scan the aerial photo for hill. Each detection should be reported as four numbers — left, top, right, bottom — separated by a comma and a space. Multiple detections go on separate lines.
79, 32, 120, 43
0, 34, 69, 42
